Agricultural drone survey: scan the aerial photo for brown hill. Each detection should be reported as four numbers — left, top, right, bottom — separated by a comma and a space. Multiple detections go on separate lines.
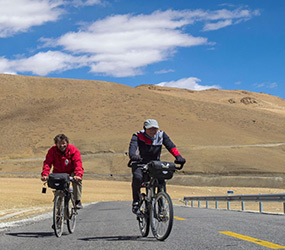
1, 74, 285, 186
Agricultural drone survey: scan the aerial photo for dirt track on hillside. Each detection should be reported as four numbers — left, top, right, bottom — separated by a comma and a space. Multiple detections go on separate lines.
1, 142, 285, 163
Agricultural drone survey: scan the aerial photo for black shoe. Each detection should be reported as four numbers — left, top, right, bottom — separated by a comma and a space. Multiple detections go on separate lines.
132, 202, 139, 215
75, 200, 83, 209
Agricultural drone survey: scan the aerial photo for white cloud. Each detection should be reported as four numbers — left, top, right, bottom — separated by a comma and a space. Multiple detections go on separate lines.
155, 69, 175, 74
0, 7, 260, 77
88, 49, 166, 77
255, 83, 265, 88
0, 0, 64, 38
156, 77, 221, 91
47, 8, 259, 77
60, 11, 208, 53
202, 8, 260, 31
16, 51, 86, 75
51, 10, 208, 77
0, 51, 87, 76
254, 82, 278, 89
203, 8, 259, 21
71, 0, 104, 7
268, 82, 278, 89
0, 57, 17, 74
203, 19, 233, 31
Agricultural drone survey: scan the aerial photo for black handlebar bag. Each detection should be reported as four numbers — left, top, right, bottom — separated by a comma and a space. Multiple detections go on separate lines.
148, 161, 176, 180
48, 173, 70, 190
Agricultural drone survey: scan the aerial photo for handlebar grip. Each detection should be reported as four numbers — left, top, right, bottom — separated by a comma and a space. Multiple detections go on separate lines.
128, 159, 144, 168
174, 160, 185, 170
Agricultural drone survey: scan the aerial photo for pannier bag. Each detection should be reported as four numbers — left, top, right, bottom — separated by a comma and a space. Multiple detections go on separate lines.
48, 173, 70, 190
148, 161, 176, 180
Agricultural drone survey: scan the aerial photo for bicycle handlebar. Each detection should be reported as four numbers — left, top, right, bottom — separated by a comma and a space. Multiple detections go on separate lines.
45, 175, 74, 181
128, 160, 184, 170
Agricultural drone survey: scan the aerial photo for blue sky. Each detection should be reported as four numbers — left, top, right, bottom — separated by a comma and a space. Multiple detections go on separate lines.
0, 0, 284, 99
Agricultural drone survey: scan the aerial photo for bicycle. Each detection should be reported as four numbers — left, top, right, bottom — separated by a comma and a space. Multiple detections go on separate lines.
129, 160, 184, 241
46, 173, 78, 237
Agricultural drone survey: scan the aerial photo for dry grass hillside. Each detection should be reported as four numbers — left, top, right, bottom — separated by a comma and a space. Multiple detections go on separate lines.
1, 74, 285, 187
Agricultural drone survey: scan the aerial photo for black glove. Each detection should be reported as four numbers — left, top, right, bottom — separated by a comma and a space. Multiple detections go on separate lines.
175, 155, 186, 164
130, 155, 142, 162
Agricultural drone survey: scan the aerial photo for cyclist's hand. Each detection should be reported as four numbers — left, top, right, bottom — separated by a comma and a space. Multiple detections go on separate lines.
74, 176, 82, 182
41, 175, 48, 182
130, 155, 142, 162
175, 155, 186, 164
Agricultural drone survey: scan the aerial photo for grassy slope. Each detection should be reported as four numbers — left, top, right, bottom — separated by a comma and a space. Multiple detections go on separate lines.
0, 74, 285, 185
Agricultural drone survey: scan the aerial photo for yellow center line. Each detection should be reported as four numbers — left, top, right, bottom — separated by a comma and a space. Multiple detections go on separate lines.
219, 231, 285, 249
174, 216, 186, 221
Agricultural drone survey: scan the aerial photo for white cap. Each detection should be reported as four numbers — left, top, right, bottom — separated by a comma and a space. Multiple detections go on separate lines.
144, 119, 159, 129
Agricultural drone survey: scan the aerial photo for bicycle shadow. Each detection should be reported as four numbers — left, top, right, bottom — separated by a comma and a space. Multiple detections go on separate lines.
6, 232, 55, 238
79, 235, 155, 242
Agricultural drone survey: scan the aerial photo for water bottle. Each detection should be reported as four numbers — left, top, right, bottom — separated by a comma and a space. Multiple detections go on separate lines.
69, 186, 73, 193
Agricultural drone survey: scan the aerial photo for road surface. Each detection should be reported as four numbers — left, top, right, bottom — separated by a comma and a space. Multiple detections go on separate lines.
1, 201, 285, 250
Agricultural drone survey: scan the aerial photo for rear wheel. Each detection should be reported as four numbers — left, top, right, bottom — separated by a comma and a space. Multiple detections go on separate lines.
66, 195, 76, 233
137, 194, 150, 237
53, 195, 64, 237
150, 192, 173, 241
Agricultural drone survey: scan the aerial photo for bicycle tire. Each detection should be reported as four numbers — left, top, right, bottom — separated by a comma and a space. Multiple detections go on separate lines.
150, 191, 173, 241
137, 193, 150, 237
66, 194, 76, 233
53, 195, 64, 237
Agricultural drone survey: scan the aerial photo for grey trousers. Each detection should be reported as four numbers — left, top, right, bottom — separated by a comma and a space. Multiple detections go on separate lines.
72, 179, 82, 201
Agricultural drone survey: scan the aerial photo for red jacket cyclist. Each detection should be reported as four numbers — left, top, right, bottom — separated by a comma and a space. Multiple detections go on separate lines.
41, 134, 84, 209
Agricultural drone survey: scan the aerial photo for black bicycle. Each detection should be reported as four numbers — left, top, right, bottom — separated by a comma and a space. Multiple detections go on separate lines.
47, 173, 77, 237
129, 160, 184, 241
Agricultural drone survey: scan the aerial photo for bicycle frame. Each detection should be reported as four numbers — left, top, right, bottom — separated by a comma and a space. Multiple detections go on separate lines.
142, 176, 164, 203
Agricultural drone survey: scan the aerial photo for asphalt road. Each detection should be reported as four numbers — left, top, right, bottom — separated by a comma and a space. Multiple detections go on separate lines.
1, 201, 285, 250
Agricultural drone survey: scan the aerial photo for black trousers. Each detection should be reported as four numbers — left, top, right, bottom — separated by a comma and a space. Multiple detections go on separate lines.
132, 166, 165, 203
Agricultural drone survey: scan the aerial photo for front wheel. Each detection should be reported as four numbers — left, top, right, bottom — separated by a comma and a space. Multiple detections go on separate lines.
53, 195, 64, 237
137, 193, 150, 237
150, 192, 173, 241
66, 195, 76, 234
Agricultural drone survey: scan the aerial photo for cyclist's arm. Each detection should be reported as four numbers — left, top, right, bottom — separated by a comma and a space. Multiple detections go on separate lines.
72, 147, 84, 178
41, 148, 54, 178
162, 132, 181, 157
129, 134, 139, 159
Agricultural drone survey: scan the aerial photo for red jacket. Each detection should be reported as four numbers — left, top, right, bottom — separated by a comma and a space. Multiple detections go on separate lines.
41, 144, 84, 178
